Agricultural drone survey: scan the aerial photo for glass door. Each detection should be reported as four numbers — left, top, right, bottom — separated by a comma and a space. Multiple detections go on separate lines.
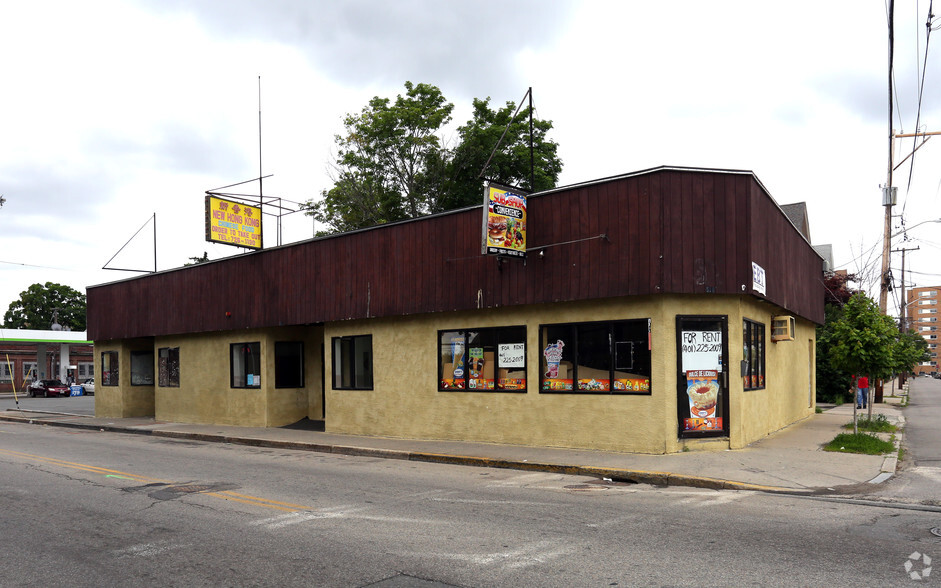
676, 316, 729, 438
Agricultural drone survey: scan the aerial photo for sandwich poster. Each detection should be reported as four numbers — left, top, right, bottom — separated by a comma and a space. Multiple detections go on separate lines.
483, 182, 527, 258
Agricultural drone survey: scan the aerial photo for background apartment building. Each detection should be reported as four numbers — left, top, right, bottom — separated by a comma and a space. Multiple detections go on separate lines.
907, 285, 940, 374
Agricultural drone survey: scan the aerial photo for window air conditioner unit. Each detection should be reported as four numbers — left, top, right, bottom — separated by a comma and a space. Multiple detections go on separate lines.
771, 316, 796, 342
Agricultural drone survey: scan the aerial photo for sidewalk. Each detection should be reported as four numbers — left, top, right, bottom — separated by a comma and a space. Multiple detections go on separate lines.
0, 400, 905, 495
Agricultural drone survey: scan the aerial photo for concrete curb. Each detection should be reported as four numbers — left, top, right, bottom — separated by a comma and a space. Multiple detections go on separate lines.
0, 412, 811, 495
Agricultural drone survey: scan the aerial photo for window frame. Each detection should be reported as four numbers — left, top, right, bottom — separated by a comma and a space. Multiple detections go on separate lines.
332, 335, 373, 390
22, 361, 38, 381
78, 362, 94, 379
101, 351, 119, 386
437, 326, 528, 392
158, 347, 180, 388
538, 319, 652, 395
230, 342, 262, 389
130, 350, 155, 386
742, 319, 766, 391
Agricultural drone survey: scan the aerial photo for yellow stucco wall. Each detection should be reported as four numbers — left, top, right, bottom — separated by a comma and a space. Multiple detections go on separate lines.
95, 326, 324, 427
94, 339, 156, 418
325, 296, 813, 453
734, 298, 816, 448
324, 295, 816, 454
94, 294, 815, 453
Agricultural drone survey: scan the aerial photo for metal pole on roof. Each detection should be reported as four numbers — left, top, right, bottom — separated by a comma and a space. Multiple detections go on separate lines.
258, 75, 263, 210
529, 87, 534, 191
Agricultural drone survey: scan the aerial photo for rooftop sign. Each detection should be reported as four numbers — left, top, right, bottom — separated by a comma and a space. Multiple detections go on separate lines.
205, 196, 263, 250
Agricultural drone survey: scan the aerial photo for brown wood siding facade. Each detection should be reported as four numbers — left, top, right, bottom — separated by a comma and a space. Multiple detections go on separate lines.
87, 168, 824, 341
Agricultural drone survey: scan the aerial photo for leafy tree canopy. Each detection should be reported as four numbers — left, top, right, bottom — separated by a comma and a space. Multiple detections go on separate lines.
3, 282, 86, 331
823, 272, 857, 306
185, 252, 210, 266
827, 292, 924, 381
894, 328, 932, 373
816, 302, 853, 402
308, 82, 563, 234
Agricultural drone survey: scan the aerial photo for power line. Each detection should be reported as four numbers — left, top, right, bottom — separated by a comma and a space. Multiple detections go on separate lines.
905, 0, 935, 196
0, 259, 75, 271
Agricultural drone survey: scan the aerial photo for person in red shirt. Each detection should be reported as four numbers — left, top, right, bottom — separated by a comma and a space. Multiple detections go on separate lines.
856, 374, 870, 409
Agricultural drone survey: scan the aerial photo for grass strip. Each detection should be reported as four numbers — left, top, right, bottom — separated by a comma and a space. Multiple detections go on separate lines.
824, 432, 895, 455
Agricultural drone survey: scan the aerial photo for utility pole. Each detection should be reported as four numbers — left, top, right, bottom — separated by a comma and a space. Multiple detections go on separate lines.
893, 245, 920, 332
894, 244, 920, 387
880, 0, 895, 314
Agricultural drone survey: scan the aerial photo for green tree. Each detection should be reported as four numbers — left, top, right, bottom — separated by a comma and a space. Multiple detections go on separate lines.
3, 282, 87, 331
816, 303, 853, 403
185, 252, 210, 266
432, 96, 562, 213
828, 293, 900, 382
893, 328, 931, 375
815, 273, 858, 403
308, 83, 563, 233
309, 81, 454, 233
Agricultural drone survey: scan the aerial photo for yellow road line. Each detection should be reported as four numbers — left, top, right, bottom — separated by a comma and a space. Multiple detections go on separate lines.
0, 448, 314, 512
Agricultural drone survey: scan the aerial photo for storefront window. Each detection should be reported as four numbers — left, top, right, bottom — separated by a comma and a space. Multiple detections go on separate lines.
540, 320, 651, 394
275, 341, 304, 388
130, 350, 155, 386
158, 347, 180, 387
101, 352, 119, 386
1, 362, 11, 382
743, 320, 765, 390
231, 342, 261, 388
333, 335, 373, 390
438, 326, 526, 391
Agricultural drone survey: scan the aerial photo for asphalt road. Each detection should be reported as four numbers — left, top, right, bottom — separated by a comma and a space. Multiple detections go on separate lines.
870, 377, 941, 508
1, 418, 939, 587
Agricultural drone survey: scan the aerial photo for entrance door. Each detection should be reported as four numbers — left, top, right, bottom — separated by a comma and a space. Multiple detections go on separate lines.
676, 316, 729, 438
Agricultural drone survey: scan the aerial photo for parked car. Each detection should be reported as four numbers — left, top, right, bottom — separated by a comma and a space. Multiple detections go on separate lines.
28, 379, 70, 398
82, 378, 95, 395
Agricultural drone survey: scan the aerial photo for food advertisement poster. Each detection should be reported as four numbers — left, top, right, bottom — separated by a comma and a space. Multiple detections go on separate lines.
542, 339, 573, 390
482, 182, 527, 258
205, 195, 263, 250
683, 369, 722, 431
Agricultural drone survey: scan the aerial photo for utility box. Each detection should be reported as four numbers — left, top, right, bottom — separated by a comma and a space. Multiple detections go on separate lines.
882, 186, 897, 206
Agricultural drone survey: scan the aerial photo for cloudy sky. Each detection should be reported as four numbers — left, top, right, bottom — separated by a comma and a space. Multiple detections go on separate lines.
2, 1, 940, 326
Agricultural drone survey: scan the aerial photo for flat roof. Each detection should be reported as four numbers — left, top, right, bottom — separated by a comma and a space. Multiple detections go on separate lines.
0, 329, 91, 344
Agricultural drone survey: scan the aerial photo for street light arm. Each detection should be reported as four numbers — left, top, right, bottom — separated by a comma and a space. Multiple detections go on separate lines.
892, 218, 941, 239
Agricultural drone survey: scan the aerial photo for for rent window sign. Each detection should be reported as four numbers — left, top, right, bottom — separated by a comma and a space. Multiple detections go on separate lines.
680, 331, 722, 372
205, 196, 263, 250
482, 182, 527, 258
